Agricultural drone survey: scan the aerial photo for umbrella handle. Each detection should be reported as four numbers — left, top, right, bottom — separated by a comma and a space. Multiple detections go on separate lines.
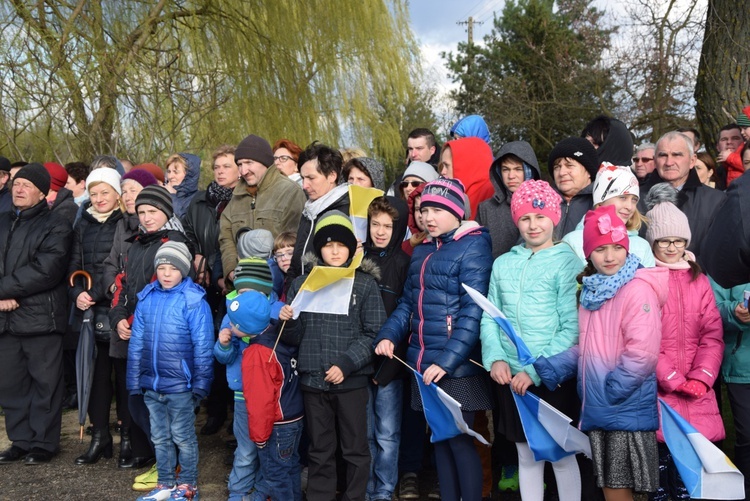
69, 270, 92, 290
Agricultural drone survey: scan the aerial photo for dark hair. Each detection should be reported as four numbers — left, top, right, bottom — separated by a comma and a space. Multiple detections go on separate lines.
367, 196, 399, 221
720, 123, 741, 134
64, 161, 89, 183
273, 139, 303, 163
298, 142, 343, 183
687, 259, 703, 282
407, 128, 437, 149
576, 260, 597, 303
342, 158, 373, 185
581, 115, 611, 147
676, 127, 701, 146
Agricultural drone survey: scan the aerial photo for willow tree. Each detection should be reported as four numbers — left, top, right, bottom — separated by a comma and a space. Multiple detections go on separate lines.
0, 1, 419, 167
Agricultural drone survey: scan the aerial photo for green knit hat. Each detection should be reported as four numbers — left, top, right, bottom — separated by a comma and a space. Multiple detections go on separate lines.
233, 257, 273, 296
737, 106, 750, 127
313, 210, 357, 259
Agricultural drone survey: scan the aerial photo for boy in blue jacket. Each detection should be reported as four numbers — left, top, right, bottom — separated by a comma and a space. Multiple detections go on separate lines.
127, 242, 214, 501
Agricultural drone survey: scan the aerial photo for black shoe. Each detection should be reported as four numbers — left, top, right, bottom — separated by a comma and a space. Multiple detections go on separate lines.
24, 448, 54, 465
118, 427, 132, 467
118, 455, 155, 469
200, 416, 225, 435
74, 428, 113, 465
61, 392, 78, 410
0, 445, 28, 464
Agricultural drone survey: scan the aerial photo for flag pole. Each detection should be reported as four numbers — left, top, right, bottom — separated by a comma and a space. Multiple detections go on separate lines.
469, 359, 485, 370
268, 320, 287, 362
391, 354, 418, 374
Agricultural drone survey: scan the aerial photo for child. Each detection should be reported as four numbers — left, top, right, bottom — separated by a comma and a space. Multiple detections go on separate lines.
272, 231, 296, 300
644, 184, 724, 501
401, 184, 427, 256
563, 163, 655, 267
375, 178, 493, 501
214, 257, 277, 501
534, 205, 668, 501
480, 180, 583, 500
127, 242, 214, 501
231, 290, 304, 501
363, 196, 411, 501
237, 228, 283, 298
279, 210, 386, 501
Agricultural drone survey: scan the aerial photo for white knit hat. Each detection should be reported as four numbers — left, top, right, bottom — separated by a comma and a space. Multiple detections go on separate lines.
86, 168, 122, 195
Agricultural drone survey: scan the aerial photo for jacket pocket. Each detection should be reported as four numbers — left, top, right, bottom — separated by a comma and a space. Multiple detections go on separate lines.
446, 315, 453, 338
181, 360, 193, 389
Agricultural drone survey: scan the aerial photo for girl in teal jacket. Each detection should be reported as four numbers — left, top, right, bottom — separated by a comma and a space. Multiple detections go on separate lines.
480, 180, 583, 501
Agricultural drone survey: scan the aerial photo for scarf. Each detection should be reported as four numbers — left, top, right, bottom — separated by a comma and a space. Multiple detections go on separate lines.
206, 181, 234, 217
580, 253, 641, 311
87, 206, 117, 223
654, 250, 695, 270
139, 214, 185, 235
302, 183, 349, 221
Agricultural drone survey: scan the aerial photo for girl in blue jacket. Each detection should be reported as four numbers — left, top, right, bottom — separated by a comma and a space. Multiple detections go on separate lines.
375, 178, 493, 501
480, 179, 583, 501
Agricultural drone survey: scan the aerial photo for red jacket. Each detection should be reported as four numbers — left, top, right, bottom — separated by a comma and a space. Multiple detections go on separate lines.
656, 268, 725, 442
443, 137, 494, 220
725, 143, 745, 186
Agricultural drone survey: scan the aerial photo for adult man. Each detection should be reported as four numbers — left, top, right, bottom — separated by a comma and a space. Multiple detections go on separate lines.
676, 127, 701, 152
632, 143, 656, 183
640, 131, 726, 255
721, 109, 750, 186
406, 128, 438, 165
0, 156, 12, 213
0, 163, 73, 464
219, 134, 305, 287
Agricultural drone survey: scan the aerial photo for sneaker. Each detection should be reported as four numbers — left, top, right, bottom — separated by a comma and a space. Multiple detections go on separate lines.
497, 464, 519, 492
136, 484, 175, 501
171, 483, 199, 500
133, 464, 159, 491
398, 472, 419, 500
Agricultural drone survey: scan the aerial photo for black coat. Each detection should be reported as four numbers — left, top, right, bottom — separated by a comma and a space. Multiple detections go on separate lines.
0, 201, 73, 335
50, 187, 79, 226
183, 189, 221, 277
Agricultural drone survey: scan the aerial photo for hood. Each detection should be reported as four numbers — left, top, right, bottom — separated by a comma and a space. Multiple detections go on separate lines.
631, 266, 669, 308
444, 137, 494, 218
176, 153, 201, 195
596, 118, 634, 166
406, 183, 425, 234
365, 195, 408, 255
52, 186, 74, 208
438, 220, 486, 242
355, 157, 386, 191
489, 141, 541, 203
450, 115, 491, 145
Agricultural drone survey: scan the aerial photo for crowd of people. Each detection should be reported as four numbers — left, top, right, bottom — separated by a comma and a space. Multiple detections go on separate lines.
1, 110, 750, 501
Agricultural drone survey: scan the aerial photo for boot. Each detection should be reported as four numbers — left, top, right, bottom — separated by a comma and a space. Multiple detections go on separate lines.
74, 427, 113, 465
118, 427, 132, 467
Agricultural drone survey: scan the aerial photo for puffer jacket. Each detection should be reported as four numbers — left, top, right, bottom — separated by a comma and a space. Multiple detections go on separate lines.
171, 153, 201, 220
443, 137, 494, 220
553, 182, 594, 240
476, 141, 540, 259
710, 277, 750, 384
281, 257, 386, 392
0, 201, 73, 336
656, 268, 724, 442
376, 221, 493, 378
535, 267, 669, 432
480, 242, 582, 386
725, 143, 745, 186
126, 277, 214, 397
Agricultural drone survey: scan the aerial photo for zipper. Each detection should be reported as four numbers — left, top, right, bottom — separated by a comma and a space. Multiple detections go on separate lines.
181, 359, 193, 390
579, 313, 593, 430
416, 245, 437, 372
514, 252, 534, 347
151, 291, 164, 391
446, 315, 452, 338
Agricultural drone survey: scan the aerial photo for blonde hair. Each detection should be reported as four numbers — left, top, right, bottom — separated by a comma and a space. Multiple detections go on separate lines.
165, 153, 187, 172
593, 202, 649, 232
340, 147, 367, 164
87, 180, 126, 213
273, 231, 297, 252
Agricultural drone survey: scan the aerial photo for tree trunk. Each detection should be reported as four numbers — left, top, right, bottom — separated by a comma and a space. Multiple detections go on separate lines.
694, 0, 750, 156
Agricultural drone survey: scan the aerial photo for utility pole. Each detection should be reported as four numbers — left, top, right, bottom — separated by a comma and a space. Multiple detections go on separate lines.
457, 16, 483, 70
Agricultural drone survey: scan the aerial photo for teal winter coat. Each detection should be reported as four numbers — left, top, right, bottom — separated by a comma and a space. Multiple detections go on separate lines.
711, 277, 750, 383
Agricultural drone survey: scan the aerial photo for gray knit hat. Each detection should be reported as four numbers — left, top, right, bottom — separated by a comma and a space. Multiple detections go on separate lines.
237, 228, 274, 259
154, 241, 192, 279
135, 185, 174, 219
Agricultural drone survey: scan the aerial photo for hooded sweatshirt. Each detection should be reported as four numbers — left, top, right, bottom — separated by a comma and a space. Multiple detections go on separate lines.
354, 157, 386, 191
450, 115, 491, 145
476, 141, 540, 259
443, 137, 494, 220
172, 152, 201, 220
595, 118, 634, 166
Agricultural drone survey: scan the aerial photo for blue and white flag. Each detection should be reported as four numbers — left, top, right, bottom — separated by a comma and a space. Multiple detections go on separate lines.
462, 283, 536, 365
413, 371, 489, 445
513, 391, 591, 462
660, 399, 744, 500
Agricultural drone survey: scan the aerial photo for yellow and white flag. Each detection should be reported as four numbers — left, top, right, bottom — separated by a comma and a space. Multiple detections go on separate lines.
348, 184, 384, 242
290, 253, 363, 319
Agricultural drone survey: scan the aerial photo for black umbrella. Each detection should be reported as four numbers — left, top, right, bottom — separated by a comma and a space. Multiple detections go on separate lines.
69, 270, 96, 442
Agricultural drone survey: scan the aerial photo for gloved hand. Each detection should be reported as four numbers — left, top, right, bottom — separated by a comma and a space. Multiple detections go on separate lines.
677, 379, 708, 398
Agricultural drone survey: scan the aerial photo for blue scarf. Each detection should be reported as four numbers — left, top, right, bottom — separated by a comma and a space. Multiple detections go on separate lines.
580, 253, 640, 311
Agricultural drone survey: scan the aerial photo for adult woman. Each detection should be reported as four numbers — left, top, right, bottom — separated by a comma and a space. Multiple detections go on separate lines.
273, 139, 303, 186
69, 168, 124, 465
342, 157, 385, 190
164, 152, 201, 219
397, 161, 438, 201
695, 152, 718, 189
548, 137, 599, 238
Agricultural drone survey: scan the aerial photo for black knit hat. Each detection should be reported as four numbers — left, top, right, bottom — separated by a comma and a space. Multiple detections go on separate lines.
135, 184, 174, 219
547, 137, 599, 182
0, 156, 10, 173
14, 162, 50, 195
235, 134, 274, 168
313, 210, 358, 259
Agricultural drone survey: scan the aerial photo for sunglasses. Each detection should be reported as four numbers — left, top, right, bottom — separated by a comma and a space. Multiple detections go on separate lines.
400, 181, 423, 189
632, 157, 653, 164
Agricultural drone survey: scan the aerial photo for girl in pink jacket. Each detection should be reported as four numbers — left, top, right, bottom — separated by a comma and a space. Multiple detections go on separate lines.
644, 184, 725, 501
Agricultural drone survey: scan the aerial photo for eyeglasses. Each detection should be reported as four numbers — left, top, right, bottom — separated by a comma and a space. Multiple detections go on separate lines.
633, 157, 653, 164
400, 181, 423, 189
655, 239, 686, 249
273, 251, 293, 261
273, 155, 294, 163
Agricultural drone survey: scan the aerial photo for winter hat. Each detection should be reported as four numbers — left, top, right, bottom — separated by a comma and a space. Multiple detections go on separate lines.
86, 168, 122, 195
135, 184, 174, 219
592, 162, 640, 205
154, 241, 191, 278
420, 178, 466, 221
547, 137, 599, 182
14, 162, 50, 195
233, 257, 273, 295
510, 179, 562, 225
583, 205, 630, 258
402, 161, 439, 184
0, 156, 10, 173
43, 162, 67, 191
227, 290, 271, 335
235, 134, 274, 168
133, 163, 165, 183
737, 106, 750, 127
121, 168, 158, 189
644, 183, 691, 247
313, 210, 358, 258
237, 228, 274, 259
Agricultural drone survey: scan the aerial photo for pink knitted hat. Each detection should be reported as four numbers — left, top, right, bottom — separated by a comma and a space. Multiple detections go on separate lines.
583, 205, 630, 258
510, 179, 562, 225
